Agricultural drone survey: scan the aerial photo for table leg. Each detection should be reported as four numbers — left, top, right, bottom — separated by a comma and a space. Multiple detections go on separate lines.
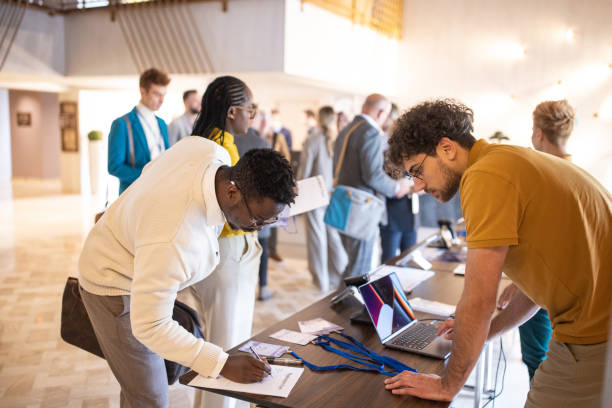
473, 352, 485, 408
483, 341, 494, 395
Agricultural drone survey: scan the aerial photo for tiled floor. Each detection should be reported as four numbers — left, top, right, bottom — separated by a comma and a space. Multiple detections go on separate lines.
0, 179, 528, 407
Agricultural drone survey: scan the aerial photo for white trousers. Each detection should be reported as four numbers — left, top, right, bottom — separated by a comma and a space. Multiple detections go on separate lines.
189, 233, 262, 408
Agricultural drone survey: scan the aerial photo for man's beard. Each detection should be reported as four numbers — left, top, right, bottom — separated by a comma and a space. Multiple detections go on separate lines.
437, 160, 462, 202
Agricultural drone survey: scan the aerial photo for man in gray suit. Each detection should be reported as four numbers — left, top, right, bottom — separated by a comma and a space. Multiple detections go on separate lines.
168, 90, 201, 146
333, 94, 412, 280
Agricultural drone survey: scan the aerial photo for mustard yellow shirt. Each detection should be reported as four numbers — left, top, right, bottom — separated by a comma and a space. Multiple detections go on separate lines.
208, 128, 252, 239
460, 139, 612, 344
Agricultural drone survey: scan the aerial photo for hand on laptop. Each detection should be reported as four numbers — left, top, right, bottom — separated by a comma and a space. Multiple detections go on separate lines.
437, 318, 454, 340
384, 371, 453, 401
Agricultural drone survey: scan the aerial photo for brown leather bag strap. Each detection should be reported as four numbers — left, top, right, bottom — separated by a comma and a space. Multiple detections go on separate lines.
333, 120, 364, 187
122, 116, 135, 168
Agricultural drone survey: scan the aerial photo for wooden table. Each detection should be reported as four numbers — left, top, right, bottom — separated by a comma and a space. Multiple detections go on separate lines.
181, 256, 475, 407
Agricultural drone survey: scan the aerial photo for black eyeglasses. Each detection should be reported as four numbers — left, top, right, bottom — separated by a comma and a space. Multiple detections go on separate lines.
230, 181, 278, 228
233, 105, 257, 120
405, 155, 427, 181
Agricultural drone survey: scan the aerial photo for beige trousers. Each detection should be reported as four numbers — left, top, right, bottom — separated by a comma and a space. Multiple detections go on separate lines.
189, 233, 261, 408
525, 339, 607, 408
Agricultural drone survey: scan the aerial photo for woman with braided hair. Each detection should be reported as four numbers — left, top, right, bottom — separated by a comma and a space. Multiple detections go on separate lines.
190, 76, 265, 408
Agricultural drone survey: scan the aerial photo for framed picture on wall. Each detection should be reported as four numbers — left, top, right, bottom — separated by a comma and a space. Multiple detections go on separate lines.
16, 112, 31, 127
60, 102, 79, 152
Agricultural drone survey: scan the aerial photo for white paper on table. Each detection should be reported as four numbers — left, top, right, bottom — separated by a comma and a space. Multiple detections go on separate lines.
297, 318, 343, 336
238, 341, 290, 358
409, 297, 455, 317
269, 329, 316, 345
369, 265, 435, 292
453, 264, 466, 275
286, 175, 329, 216
188, 365, 304, 398
395, 249, 433, 270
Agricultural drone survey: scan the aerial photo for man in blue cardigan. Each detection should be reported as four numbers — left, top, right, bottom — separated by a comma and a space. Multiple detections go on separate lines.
108, 68, 171, 194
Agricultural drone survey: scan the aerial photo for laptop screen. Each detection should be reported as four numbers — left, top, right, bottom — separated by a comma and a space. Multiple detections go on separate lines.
359, 272, 417, 342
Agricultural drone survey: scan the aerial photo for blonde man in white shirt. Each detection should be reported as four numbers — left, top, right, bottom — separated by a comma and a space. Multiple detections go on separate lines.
79, 139, 297, 407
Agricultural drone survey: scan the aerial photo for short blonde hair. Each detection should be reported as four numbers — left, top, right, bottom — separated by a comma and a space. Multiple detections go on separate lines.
533, 100, 575, 145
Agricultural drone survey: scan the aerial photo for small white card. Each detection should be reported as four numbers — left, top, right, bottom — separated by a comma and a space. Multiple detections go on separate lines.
409, 297, 455, 317
238, 341, 290, 358
298, 318, 343, 336
368, 265, 435, 293
269, 329, 316, 345
453, 264, 466, 275
188, 365, 304, 398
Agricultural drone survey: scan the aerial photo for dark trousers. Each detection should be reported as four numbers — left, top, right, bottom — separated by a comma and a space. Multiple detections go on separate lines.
380, 227, 417, 264
258, 237, 268, 287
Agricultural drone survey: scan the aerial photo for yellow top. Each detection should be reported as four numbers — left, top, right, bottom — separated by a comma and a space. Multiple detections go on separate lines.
208, 128, 252, 239
460, 139, 612, 344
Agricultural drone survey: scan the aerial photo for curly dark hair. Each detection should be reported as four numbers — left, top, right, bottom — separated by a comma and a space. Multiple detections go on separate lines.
232, 149, 297, 205
388, 99, 476, 169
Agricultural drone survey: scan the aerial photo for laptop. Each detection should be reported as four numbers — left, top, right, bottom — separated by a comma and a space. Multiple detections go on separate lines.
358, 272, 452, 359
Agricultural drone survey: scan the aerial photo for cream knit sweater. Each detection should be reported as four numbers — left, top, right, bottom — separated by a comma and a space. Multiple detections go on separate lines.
79, 137, 231, 378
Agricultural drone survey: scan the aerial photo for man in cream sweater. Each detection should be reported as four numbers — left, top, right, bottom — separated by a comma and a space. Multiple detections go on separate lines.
79, 136, 297, 407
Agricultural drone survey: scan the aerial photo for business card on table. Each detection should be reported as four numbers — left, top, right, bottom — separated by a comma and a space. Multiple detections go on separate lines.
269, 329, 316, 346
298, 318, 344, 336
238, 341, 290, 358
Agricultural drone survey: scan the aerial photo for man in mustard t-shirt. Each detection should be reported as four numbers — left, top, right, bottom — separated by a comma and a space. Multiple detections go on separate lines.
383, 99, 612, 407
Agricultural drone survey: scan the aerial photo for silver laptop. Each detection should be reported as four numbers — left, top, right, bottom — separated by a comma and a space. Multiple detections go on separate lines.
358, 272, 452, 359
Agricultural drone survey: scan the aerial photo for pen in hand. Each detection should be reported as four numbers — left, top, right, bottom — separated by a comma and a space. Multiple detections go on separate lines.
249, 346, 272, 377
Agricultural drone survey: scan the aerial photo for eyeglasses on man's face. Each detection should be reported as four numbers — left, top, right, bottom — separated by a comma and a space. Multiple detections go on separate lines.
230, 181, 278, 228
233, 105, 257, 120
405, 154, 427, 181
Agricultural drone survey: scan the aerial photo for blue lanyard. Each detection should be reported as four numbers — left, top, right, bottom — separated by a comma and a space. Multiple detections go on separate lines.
291, 332, 417, 376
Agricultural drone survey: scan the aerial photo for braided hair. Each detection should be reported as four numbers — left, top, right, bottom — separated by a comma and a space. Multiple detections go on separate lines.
192, 76, 249, 145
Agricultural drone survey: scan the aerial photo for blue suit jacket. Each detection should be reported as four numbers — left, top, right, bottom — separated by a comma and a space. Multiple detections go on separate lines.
108, 107, 169, 194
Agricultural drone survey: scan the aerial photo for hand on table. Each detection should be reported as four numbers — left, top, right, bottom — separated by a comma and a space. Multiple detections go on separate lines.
384, 371, 454, 401
220, 354, 271, 383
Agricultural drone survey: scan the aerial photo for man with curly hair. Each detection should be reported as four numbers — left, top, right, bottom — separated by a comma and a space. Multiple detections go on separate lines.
384, 99, 611, 408
79, 141, 296, 407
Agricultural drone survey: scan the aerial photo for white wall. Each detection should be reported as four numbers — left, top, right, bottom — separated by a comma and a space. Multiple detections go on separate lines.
397, 0, 612, 190
2, 9, 65, 75
65, 0, 285, 76
0, 89, 11, 181
284, 0, 398, 96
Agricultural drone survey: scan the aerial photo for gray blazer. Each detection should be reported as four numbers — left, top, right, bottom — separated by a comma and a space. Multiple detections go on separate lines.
297, 130, 334, 192
168, 114, 193, 146
332, 115, 396, 198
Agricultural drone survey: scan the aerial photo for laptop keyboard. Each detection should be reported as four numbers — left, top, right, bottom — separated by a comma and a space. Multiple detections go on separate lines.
390, 323, 438, 350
